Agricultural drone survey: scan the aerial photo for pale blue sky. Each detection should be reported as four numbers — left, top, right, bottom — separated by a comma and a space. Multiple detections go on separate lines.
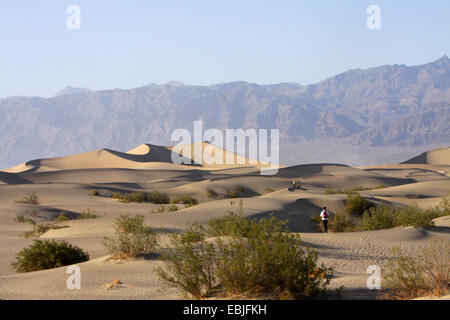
0, 0, 449, 97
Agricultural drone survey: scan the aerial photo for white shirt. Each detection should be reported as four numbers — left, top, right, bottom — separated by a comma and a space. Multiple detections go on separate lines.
320, 210, 329, 221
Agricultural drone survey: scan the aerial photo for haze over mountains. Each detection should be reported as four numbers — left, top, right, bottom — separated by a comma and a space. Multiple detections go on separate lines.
0, 56, 449, 168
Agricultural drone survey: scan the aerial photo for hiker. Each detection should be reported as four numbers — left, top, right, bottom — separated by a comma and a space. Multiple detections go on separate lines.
292, 179, 301, 189
320, 207, 329, 233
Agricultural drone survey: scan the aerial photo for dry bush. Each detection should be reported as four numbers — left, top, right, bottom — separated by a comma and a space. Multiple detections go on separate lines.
15, 192, 40, 205
383, 240, 450, 299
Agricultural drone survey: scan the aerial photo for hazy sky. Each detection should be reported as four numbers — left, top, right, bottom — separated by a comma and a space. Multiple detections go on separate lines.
0, 0, 449, 97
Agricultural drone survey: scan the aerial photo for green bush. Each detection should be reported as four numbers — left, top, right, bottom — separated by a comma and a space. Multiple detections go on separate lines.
103, 214, 158, 259
15, 213, 26, 223
15, 192, 40, 205
112, 191, 170, 204
214, 216, 332, 299
206, 200, 252, 237
328, 211, 357, 233
361, 203, 447, 230
225, 190, 239, 198
157, 224, 217, 299
345, 193, 374, 216
206, 188, 218, 198
54, 211, 71, 223
158, 213, 332, 299
11, 240, 89, 272
171, 195, 198, 207
167, 204, 179, 212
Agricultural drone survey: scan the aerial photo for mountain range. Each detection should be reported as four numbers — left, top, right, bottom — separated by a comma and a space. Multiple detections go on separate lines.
0, 55, 449, 168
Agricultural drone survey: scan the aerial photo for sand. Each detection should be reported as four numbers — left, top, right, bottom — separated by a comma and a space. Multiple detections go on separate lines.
0, 145, 448, 300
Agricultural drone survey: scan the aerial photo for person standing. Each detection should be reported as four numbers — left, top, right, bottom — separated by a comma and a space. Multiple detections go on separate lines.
320, 207, 329, 233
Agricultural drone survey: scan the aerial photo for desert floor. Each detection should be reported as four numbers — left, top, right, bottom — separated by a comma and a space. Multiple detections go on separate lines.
0, 145, 449, 300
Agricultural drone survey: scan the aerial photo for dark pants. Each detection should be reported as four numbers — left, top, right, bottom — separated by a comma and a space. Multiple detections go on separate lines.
322, 220, 328, 233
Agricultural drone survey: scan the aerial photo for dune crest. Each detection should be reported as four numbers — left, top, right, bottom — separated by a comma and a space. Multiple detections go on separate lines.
402, 147, 450, 165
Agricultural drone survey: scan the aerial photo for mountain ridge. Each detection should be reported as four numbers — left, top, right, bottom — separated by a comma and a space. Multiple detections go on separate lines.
0, 56, 448, 168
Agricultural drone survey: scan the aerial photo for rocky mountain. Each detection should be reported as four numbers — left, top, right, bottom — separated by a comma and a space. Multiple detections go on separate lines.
0, 56, 449, 168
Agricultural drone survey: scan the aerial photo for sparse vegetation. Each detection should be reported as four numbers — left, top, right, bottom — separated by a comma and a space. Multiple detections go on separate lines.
264, 188, 275, 193
54, 211, 71, 223
382, 240, 450, 299
325, 197, 450, 232
206, 188, 218, 198
112, 191, 170, 204
11, 240, 89, 272
344, 193, 375, 217
103, 214, 158, 259
171, 194, 198, 207
90, 189, 100, 196
225, 186, 247, 198
225, 189, 239, 198
22, 222, 68, 238
77, 208, 98, 219
151, 204, 179, 213
14, 192, 40, 205
324, 185, 386, 195
157, 203, 333, 300
328, 211, 357, 233
15, 213, 27, 223
167, 204, 179, 212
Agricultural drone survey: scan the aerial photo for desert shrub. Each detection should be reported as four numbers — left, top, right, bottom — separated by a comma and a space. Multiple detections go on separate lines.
383, 240, 450, 299
361, 204, 446, 230
22, 222, 68, 238
152, 205, 166, 213
11, 240, 89, 273
214, 216, 332, 299
103, 214, 158, 259
157, 224, 217, 299
90, 190, 100, 196
328, 211, 357, 232
206, 212, 253, 238
206, 200, 251, 237
225, 190, 239, 198
15, 213, 26, 223
15, 192, 40, 205
171, 195, 198, 207
167, 204, 179, 212
54, 211, 71, 223
264, 188, 275, 193
206, 188, 218, 198
345, 193, 374, 216
112, 191, 170, 204
78, 208, 98, 219
236, 186, 245, 193
158, 214, 332, 300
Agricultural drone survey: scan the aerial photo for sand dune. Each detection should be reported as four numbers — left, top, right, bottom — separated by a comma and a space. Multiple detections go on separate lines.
0, 171, 31, 184
0, 145, 449, 300
402, 147, 450, 165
